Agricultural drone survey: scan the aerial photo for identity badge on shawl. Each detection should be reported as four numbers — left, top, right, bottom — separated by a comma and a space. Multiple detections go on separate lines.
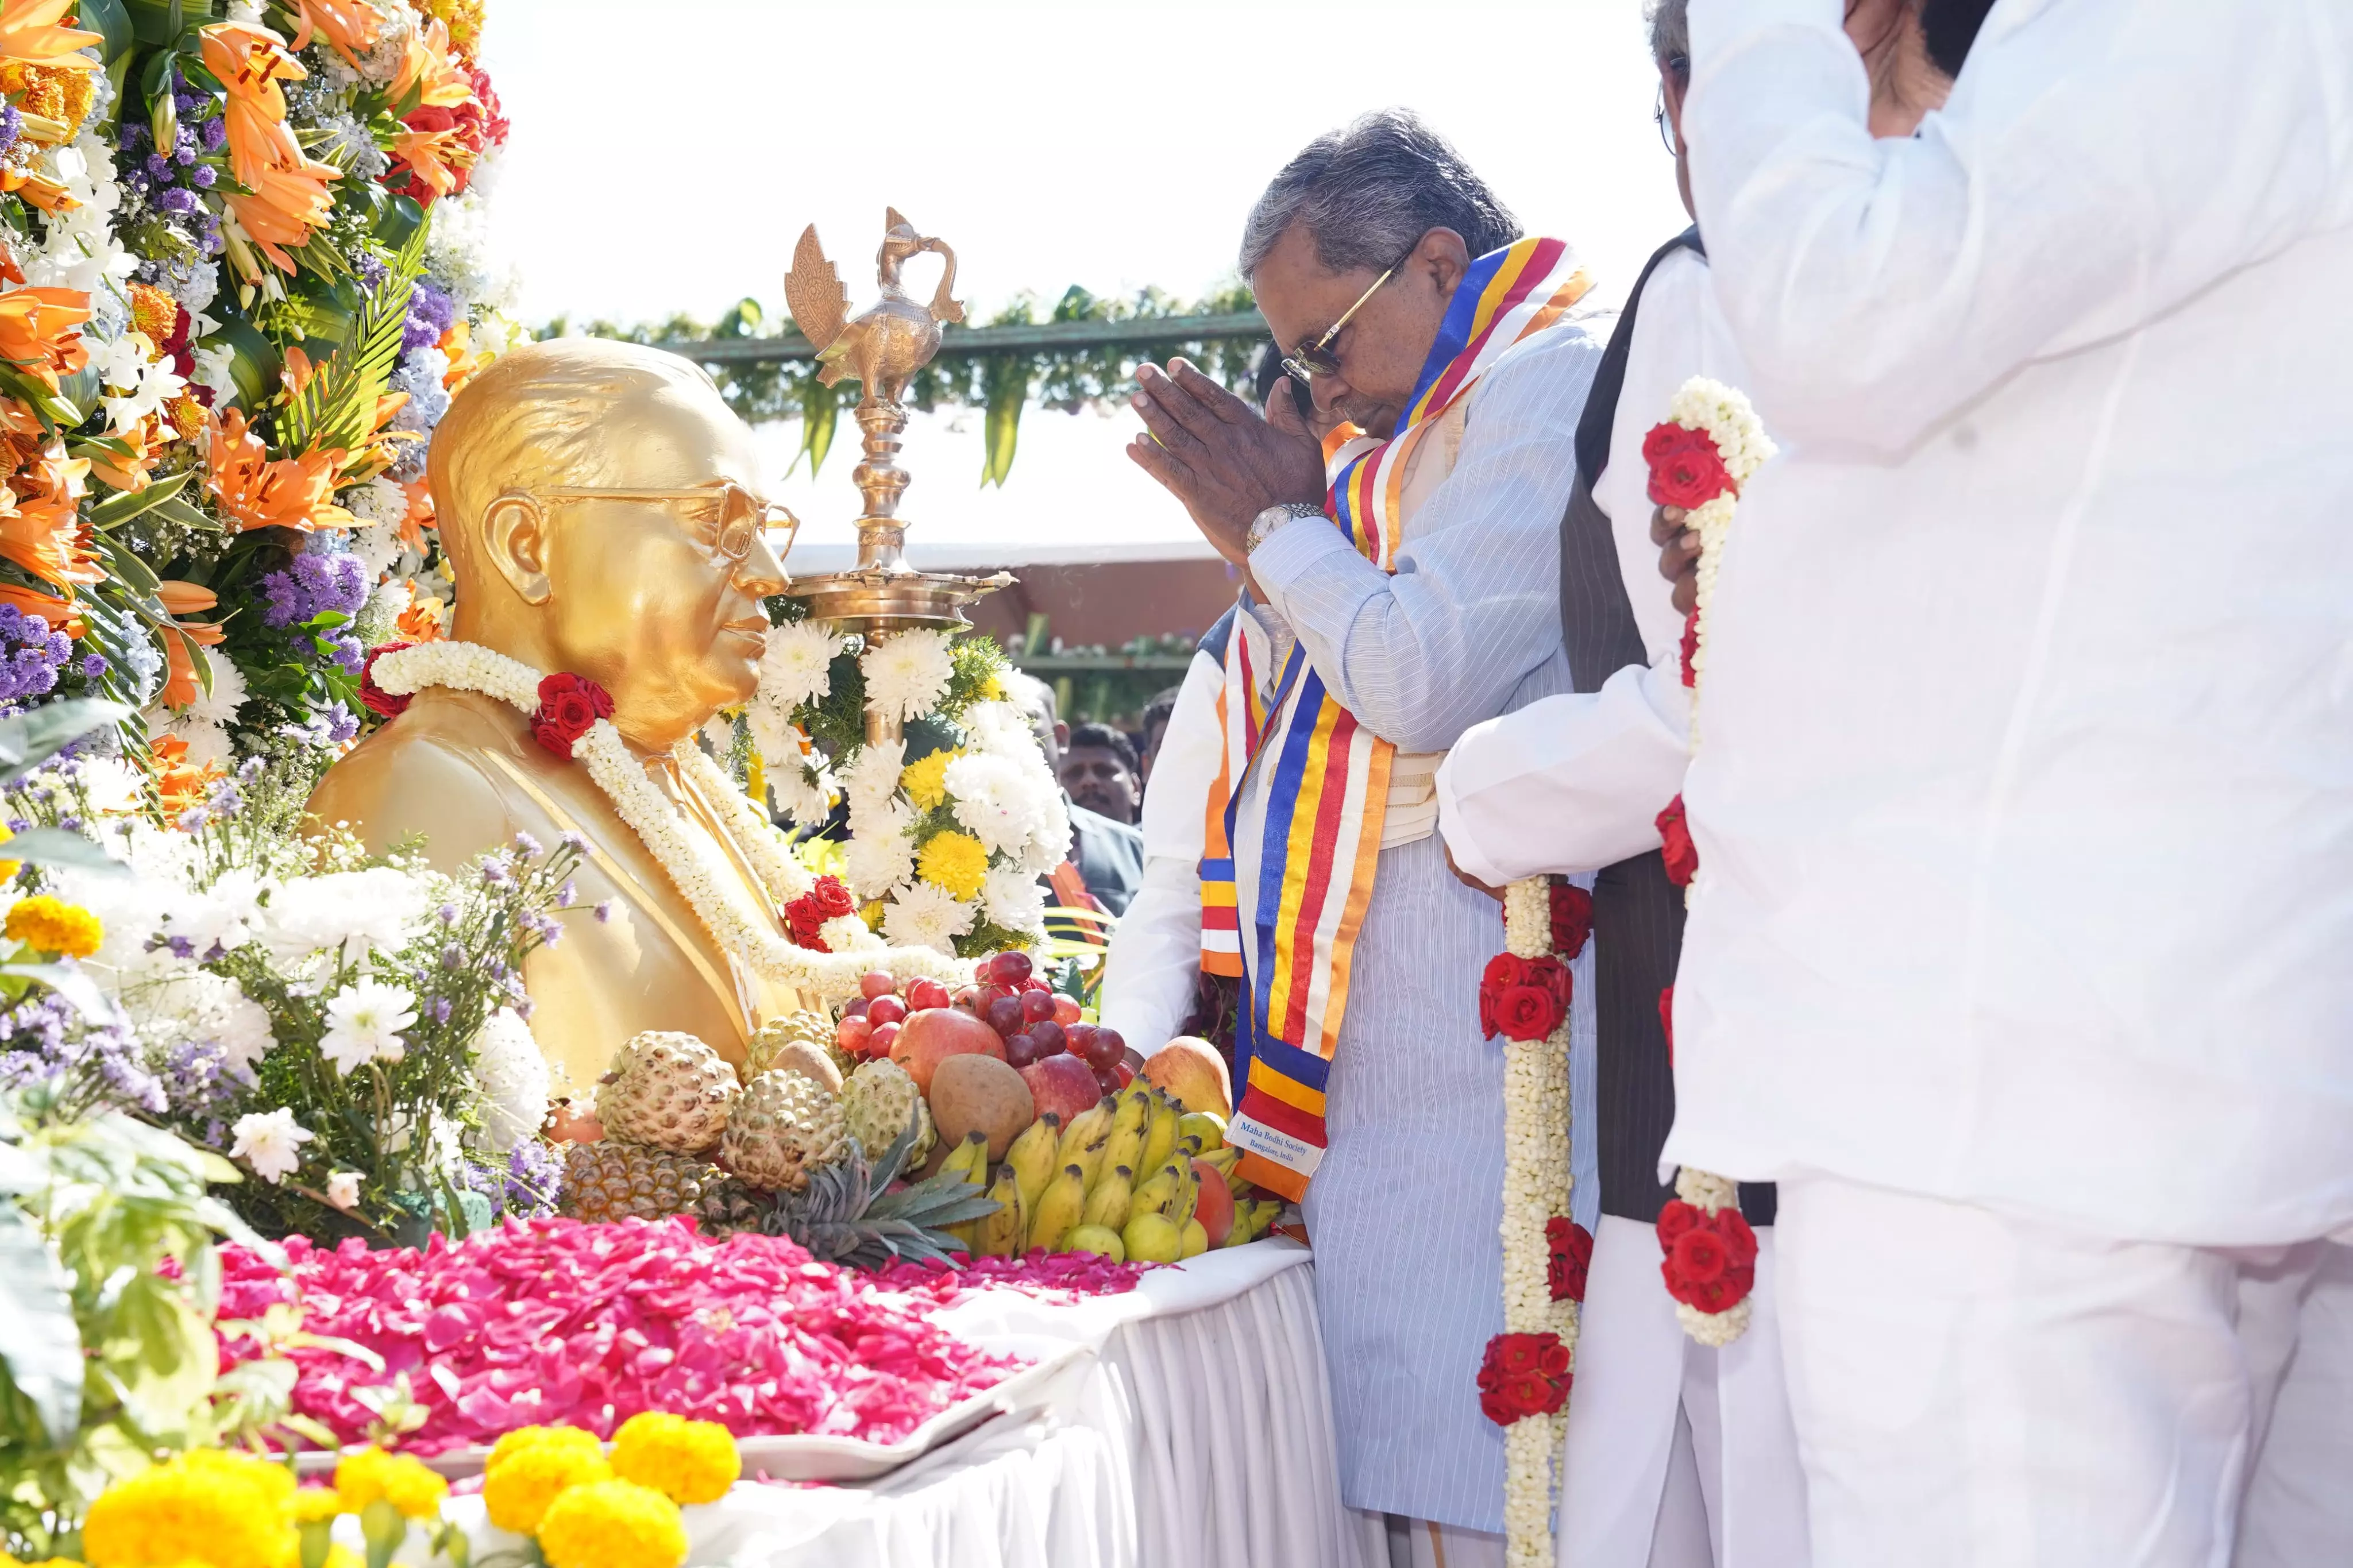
1200, 237, 1593, 1200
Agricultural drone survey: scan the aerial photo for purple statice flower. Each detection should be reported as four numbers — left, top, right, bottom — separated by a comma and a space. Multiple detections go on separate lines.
436, 903, 459, 926
191, 164, 216, 190
80, 653, 107, 679
200, 115, 227, 152
512, 832, 542, 859
0, 105, 21, 161
0, 603, 71, 703
144, 152, 171, 179
159, 1038, 238, 1118
155, 187, 198, 216
117, 118, 143, 152
593, 901, 614, 923
0, 1005, 165, 1117
330, 634, 365, 673
325, 702, 359, 744
554, 881, 576, 908
259, 550, 368, 631
402, 280, 457, 353
429, 997, 452, 1024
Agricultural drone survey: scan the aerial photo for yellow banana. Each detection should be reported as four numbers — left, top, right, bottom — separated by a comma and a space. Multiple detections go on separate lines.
1137, 1092, 1178, 1177
976, 1167, 1024, 1257
1026, 1163, 1088, 1253
1194, 1145, 1242, 1192
1246, 1199, 1280, 1240
1005, 1114, 1061, 1213
1072, 1131, 1113, 1194
1129, 1167, 1181, 1222
1056, 1100, 1115, 1166
938, 1130, 989, 1188
1103, 1088, 1151, 1174
1176, 1111, 1226, 1151
1082, 1164, 1133, 1232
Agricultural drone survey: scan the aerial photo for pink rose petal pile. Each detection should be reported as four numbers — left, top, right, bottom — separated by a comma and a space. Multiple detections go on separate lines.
870, 1248, 1154, 1306
216, 1216, 1028, 1454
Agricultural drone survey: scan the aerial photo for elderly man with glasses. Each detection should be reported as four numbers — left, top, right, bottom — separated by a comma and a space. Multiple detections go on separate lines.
1112, 108, 1608, 1567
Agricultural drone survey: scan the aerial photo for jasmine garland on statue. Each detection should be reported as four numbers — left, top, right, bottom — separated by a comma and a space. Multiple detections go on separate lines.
1112, 109, 1607, 1567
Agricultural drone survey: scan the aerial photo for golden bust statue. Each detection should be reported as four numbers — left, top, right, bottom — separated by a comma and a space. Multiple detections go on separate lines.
306, 339, 803, 1092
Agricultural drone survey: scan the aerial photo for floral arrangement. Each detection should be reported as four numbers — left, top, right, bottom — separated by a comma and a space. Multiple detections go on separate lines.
1479, 873, 1587, 1568
1642, 374, 1775, 1347
214, 1215, 1027, 1453
0, 738, 578, 1243
740, 615, 1066, 959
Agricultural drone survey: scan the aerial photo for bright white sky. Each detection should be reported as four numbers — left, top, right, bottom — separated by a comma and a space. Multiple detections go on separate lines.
479, 0, 1692, 565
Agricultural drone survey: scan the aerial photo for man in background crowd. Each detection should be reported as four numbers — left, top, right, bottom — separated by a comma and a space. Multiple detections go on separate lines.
1060, 721, 1144, 825
1137, 685, 1182, 784
1006, 671, 1144, 916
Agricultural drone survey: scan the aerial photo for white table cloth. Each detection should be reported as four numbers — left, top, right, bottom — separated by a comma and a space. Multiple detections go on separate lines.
435, 1239, 1384, 1568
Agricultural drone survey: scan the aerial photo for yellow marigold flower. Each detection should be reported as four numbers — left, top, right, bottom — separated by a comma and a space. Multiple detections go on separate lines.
981, 673, 1007, 702
5, 894, 101, 958
321, 1548, 362, 1568
0, 824, 19, 883
535, 1479, 686, 1568
290, 1485, 346, 1524
333, 1446, 446, 1520
481, 1435, 612, 1535
860, 899, 885, 930
899, 748, 958, 810
607, 1412, 740, 1506
82, 1449, 297, 1568
916, 830, 989, 901
485, 1423, 604, 1472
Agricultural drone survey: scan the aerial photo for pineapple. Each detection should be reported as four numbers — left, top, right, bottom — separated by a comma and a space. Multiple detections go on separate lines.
694, 1175, 772, 1237
721, 1069, 850, 1193
560, 1139, 723, 1222
839, 1058, 934, 1167
595, 1031, 738, 1155
745, 1010, 851, 1081
761, 1119, 1002, 1269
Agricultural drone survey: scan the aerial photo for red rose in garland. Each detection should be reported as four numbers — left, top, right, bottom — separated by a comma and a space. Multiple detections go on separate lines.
1549, 882, 1592, 960
1656, 1202, 1757, 1316
1656, 794, 1699, 886
358, 642, 412, 718
530, 673, 614, 760
1476, 1331, 1572, 1426
784, 875, 857, 952
1480, 952, 1571, 1042
1546, 1216, 1594, 1303
1679, 607, 1701, 688
1642, 423, 1734, 510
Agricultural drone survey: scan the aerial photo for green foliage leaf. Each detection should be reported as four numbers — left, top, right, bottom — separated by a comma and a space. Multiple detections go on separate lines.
0, 700, 132, 786
0, 1204, 82, 1448
279, 223, 427, 460
1, 829, 129, 876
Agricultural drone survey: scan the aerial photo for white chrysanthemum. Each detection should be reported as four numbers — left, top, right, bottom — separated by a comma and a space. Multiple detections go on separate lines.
697, 712, 736, 756
326, 1172, 362, 1210
155, 715, 231, 770
128, 969, 276, 1078
881, 881, 974, 954
76, 755, 144, 816
230, 1108, 312, 1184
766, 753, 836, 828
958, 699, 1037, 760
319, 979, 418, 1076
842, 799, 917, 898
944, 751, 1050, 859
1020, 786, 1073, 876
260, 867, 429, 968
466, 1007, 549, 1154
757, 620, 845, 714
842, 736, 906, 820
818, 913, 882, 953
183, 650, 248, 729
982, 867, 1046, 934
860, 629, 956, 725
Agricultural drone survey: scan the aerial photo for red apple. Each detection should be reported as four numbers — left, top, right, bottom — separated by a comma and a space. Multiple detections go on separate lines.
890, 1003, 1007, 1092
908, 978, 953, 1013
1051, 995, 1082, 1026
1113, 1061, 1135, 1090
1019, 1053, 1103, 1126
859, 971, 896, 1000
867, 994, 907, 1028
1190, 1157, 1236, 1246
1140, 1036, 1232, 1118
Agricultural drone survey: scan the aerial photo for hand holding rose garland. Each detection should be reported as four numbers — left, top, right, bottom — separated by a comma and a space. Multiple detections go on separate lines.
1476, 876, 1594, 1568
1642, 377, 1775, 1347
364, 640, 969, 997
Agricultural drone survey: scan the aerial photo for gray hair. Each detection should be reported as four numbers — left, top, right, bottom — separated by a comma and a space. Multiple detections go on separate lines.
1238, 109, 1521, 279
1648, 0, 1689, 73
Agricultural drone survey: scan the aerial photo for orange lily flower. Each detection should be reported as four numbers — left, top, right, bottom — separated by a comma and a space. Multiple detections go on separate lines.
394, 597, 445, 643
87, 416, 161, 492
156, 581, 219, 617
0, 284, 90, 391
289, 0, 381, 72
0, 241, 20, 286
387, 121, 473, 201
227, 160, 341, 276
205, 406, 353, 532
0, 165, 75, 214
199, 22, 306, 138
0, 472, 101, 593
149, 732, 225, 820
398, 477, 435, 551
0, 578, 78, 635
156, 620, 224, 709
0, 0, 100, 72
390, 15, 471, 109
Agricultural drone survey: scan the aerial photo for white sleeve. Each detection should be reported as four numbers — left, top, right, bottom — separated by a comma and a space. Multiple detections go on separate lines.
1436, 648, 1691, 885
1098, 647, 1222, 1055
1685, 0, 2353, 453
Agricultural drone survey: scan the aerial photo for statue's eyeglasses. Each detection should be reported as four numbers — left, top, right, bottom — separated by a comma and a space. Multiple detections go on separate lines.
1280, 264, 1397, 383
530, 481, 800, 564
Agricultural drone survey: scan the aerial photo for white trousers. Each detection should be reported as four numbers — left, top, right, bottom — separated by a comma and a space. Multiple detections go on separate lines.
1774, 1176, 2342, 1568
1558, 1215, 1811, 1568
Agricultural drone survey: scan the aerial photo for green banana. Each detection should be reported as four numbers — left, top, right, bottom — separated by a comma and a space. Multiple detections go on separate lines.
1056, 1100, 1116, 1167
1027, 1163, 1087, 1252
976, 1167, 1024, 1257
1081, 1164, 1134, 1232
1006, 1114, 1061, 1213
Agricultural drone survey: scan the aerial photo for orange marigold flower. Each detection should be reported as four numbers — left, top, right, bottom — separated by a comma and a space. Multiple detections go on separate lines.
0, 59, 94, 141
0, 284, 87, 390
164, 391, 207, 441
126, 281, 178, 346
205, 406, 354, 532
0, 0, 101, 73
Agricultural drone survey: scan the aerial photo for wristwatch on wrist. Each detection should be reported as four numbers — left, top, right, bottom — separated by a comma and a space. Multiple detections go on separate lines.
1245, 501, 1326, 556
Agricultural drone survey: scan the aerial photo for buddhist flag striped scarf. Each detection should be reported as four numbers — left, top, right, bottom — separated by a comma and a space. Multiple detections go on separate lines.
1201, 237, 1592, 1200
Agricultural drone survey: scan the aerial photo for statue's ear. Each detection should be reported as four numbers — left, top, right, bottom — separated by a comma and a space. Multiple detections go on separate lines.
482, 492, 553, 605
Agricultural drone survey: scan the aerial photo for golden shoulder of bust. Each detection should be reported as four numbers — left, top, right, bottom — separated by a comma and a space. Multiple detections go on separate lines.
305, 339, 800, 1091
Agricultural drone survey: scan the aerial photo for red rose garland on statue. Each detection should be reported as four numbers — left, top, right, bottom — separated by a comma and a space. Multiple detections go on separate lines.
358, 642, 414, 718
529, 672, 615, 760
784, 874, 858, 952
1644, 377, 1776, 1348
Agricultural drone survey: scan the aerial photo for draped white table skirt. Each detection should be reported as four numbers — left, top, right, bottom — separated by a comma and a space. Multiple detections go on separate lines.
434, 1239, 1386, 1567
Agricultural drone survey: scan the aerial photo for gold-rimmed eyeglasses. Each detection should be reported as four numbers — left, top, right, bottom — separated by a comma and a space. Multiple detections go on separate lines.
529, 481, 800, 565
1280, 264, 1397, 383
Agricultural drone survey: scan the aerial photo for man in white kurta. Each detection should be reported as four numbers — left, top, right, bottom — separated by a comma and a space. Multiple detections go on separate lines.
1667, 2, 2353, 1563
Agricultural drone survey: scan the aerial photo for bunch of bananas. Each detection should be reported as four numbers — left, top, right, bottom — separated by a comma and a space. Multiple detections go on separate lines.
942, 1083, 1281, 1264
